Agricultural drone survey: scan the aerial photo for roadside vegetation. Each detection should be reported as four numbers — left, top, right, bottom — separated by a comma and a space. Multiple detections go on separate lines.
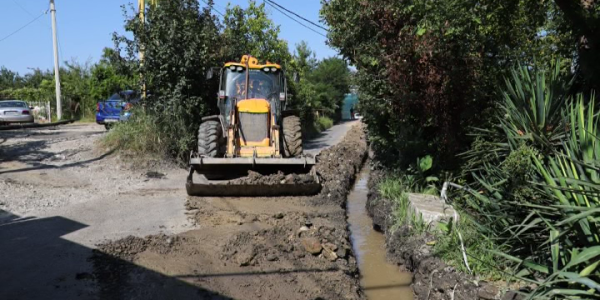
0, 0, 350, 160
323, 0, 600, 298
0, 49, 135, 120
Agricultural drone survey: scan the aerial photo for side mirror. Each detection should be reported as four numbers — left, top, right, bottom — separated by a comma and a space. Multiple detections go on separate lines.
206, 68, 214, 80
293, 72, 299, 83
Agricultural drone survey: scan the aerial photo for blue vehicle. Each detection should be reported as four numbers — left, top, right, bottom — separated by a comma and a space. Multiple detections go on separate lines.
96, 90, 139, 129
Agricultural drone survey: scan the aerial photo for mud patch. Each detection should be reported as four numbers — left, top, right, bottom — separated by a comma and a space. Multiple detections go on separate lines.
228, 170, 316, 185
90, 124, 369, 300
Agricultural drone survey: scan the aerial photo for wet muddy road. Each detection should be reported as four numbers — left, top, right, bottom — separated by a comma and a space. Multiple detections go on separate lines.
0, 121, 367, 300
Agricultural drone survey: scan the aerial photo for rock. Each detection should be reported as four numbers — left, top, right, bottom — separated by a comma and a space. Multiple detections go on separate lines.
300, 237, 322, 255
336, 247, 348, 259
324, 243, 338, 251
501, 290, 524, 300
273, 212, 284, 219
305, 219, 313, 227
322, 246, 338, 261
266, 253, 278, 261
237, 248, 256, 266
478, 284, 500, 300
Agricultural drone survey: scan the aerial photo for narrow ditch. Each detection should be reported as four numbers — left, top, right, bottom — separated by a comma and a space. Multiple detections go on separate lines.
347, 166, 413, 300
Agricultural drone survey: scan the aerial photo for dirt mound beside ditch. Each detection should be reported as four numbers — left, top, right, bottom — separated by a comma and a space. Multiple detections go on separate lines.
90, 124, 368, 300
312, 125, 368, 207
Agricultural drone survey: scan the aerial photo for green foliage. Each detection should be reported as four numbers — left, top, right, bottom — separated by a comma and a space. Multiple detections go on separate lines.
289, 42, 351, 134
316, 116, 333, 132
518, 96, 600, 299
500, 61, 574, 155
222, 1, 290, 63
102, 108, 169, 156
115, 0, 221, 159
321, 0, 553, 170
0, 48, 134, 120
461, 62, 600, 297
434, 214, 510, 280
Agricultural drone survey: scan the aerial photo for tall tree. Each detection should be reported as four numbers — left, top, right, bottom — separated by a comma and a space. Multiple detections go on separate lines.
222, 0, 290, 64
554, 0, 600, 90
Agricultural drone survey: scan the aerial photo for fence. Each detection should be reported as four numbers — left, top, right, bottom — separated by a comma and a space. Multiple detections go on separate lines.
26, 101, 52, 123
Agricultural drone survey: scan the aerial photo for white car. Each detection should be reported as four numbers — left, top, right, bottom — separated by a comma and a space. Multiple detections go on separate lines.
353, 113, 363, 120
0, 100, 35, 125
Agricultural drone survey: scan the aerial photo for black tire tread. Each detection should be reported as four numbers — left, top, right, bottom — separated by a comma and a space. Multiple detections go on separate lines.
282, 115, 303, 157
197, 120, 223, 157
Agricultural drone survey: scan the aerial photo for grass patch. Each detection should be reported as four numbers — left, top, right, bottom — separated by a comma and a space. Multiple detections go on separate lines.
101, 108, 171, 159
379, 175, 512, 281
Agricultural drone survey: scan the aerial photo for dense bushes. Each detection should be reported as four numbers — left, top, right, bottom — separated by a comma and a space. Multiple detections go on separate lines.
323, 0, 600, 297
0, 58, 134, 120
114, 0, 221, 159
322, 0, 549, 170
462, 64, 600, 299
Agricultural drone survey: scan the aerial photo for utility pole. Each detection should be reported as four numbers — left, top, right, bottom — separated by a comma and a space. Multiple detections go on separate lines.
50, 0, 62, 120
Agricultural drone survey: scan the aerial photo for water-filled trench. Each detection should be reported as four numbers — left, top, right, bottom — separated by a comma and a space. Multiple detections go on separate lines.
347, 167, 413, 299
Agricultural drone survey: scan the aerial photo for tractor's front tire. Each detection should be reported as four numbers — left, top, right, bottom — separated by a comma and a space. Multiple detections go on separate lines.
282, 115, 303, 157
197, 120, 224, 157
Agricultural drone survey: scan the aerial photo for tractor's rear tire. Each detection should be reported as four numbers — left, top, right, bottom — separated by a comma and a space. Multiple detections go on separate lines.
282, 115, 303, 157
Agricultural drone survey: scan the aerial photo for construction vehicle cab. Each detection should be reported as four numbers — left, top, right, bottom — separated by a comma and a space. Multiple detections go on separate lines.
186, 55, 318, 196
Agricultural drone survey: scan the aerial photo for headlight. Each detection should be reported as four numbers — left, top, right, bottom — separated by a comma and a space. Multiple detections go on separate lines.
270, 67, 277, 72
229, 65, 236, 71
236, 66, 243, 72
263, 67, 270, 72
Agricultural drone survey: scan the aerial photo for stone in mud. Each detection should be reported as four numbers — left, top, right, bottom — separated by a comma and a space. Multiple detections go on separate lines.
273, 212, 284, 219
324, 242, 338, 251
266, 252, 278, 261
300, 237, 322, 255
336, 247, 348, 259
322, 246, 338, 261
478, 284, 501, 300
237, 248, 256, 266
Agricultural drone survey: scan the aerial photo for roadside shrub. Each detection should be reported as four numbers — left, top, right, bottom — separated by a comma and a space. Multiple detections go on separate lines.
113, 0, 221, 160
459, 62, 600, 298
102, 109, 169, 157
316, 116, 333, 132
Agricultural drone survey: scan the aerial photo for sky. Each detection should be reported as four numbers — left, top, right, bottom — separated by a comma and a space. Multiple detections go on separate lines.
0, 0, 336, 75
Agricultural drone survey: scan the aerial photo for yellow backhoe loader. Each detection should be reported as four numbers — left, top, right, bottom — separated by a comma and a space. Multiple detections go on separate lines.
186, 55, 320, 196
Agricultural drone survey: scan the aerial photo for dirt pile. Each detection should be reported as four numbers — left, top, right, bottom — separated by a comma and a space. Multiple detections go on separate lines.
313, 126, 368, 207
90, 123, 369, 300
228, 170, 316, 185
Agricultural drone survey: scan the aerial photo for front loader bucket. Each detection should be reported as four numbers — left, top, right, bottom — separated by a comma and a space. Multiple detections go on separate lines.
186, 156, 321, 197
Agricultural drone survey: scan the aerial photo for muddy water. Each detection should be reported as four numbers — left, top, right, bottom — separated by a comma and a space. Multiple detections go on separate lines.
347, 168, 413, 300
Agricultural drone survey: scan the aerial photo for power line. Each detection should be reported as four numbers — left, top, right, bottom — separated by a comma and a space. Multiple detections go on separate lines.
265, 0, 329, 32
265, 1, 327, 38
199, 0, 225, 17
11, 0, 64, 59
0, 10, 47, 43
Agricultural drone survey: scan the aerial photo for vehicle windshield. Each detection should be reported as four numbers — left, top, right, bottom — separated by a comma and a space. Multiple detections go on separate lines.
224, 69, 280, 100
0, 101, 27, 108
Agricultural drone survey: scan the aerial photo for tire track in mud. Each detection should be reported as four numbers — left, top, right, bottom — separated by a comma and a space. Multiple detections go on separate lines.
91, 124, 368, 300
